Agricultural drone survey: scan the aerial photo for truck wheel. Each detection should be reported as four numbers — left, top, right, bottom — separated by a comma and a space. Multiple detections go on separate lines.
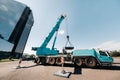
41, 57, 46, 65
48, 58, 55, 65
74, 58, 83, 66
85, 57, 97, 68
34, 57, 40, 65
56, 57, 62, 65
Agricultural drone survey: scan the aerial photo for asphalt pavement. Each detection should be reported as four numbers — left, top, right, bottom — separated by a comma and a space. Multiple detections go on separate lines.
0, 57, 120, 80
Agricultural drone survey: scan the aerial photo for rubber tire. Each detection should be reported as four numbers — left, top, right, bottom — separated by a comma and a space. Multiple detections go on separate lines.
85, 57, 97, 68
41, 57, 46, 65
34, 57, 40, 65
48, 57, 55, 65
74, 58, 83, 66
56, 57, 62, 65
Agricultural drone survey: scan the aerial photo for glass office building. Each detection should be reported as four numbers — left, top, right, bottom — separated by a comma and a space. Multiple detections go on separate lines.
0, 0, 34, 58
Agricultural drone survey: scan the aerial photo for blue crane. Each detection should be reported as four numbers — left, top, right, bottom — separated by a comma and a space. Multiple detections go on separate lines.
32, 15, 66, 56
31, 15, 113, 68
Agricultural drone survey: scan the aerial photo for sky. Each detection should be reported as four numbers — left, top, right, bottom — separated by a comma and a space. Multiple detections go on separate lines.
16, 0, 120, 54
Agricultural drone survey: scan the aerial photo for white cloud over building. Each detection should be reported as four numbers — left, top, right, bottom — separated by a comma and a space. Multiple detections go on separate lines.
95, 41, 120, 51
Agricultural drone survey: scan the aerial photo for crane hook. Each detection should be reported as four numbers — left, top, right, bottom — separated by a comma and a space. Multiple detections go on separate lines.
65, 35, 74, 50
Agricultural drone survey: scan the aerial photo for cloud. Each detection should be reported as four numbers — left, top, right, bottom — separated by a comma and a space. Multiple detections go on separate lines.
58, 30, 65, 35
95, 41, 120, 51
0, 5, 8, 12
24, 47, 36, 55
9, 20, 16, 28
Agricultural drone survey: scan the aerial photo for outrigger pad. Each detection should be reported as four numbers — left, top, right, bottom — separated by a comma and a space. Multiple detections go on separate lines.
65, 46, 74, 50
15, 66, 21, 69
54, 70, 71, 78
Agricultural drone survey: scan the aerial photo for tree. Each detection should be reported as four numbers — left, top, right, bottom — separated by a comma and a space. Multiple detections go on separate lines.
110, 51, 120, 57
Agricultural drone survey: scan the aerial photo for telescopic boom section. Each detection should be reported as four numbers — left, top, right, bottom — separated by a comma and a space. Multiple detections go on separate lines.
40, 15, 66, 48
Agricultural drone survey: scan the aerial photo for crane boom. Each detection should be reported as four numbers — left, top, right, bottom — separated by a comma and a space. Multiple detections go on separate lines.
41, 15, 66, 48
32, 14, 66, 56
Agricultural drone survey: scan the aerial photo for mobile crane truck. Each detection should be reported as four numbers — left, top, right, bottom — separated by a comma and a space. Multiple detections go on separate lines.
32, 14, 113, 68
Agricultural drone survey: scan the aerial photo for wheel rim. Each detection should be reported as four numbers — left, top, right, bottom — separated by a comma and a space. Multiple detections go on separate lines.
85, 57, 96, 68
56, 57, 62, 65
49, 58, 55, 65
75, 58, 82, 66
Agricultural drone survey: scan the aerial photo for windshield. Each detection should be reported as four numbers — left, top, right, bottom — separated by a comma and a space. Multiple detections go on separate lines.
99, 51, 108, 56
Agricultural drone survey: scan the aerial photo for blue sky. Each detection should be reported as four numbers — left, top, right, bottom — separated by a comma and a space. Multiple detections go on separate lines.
16, 0, 120, 54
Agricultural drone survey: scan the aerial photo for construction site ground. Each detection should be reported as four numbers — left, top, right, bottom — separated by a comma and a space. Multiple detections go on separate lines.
0, 57, 120, 80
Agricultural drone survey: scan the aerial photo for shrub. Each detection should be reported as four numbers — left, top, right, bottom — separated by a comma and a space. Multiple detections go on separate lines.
110, 51, 120, 57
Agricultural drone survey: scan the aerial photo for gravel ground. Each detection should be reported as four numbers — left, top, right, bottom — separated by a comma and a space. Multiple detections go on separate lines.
0, 57, 120, 80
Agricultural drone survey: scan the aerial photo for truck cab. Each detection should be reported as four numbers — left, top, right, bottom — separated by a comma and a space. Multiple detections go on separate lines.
96, 50, 113, 66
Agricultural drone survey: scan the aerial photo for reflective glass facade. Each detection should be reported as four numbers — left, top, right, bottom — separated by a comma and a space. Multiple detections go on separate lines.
0, 0, 34, 58
0, 0, 25, 40
15, 12, 34, 54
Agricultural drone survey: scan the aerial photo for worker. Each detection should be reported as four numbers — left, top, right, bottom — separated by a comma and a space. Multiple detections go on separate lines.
60, 48, 66, 74
62, 47, 67, 54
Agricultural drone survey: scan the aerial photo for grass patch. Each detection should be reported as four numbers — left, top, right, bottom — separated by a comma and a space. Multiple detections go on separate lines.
0, 59, 18, 62
113, 57, 120, 58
